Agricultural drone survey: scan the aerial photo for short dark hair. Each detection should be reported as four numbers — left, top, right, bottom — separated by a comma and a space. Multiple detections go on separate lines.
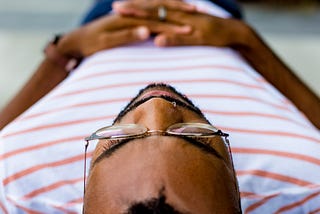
126, 192, 185, 214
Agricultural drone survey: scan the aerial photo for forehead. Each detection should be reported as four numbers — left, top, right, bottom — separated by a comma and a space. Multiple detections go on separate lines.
86, 137, 236, 213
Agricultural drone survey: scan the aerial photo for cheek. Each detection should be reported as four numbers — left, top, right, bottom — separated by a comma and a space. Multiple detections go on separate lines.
90, 140, 109, 166
117, 107, 143, 124
209, 137, 233, 167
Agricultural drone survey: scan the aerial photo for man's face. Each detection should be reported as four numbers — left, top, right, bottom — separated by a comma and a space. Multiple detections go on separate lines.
84, 84, 240, 213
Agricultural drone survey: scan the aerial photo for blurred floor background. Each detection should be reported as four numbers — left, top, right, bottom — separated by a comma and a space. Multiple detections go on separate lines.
0, 0, 319, 109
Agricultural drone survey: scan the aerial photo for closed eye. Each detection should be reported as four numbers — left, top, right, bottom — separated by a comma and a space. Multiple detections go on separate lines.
94, 138, 132, 164
91, 136, 225, 169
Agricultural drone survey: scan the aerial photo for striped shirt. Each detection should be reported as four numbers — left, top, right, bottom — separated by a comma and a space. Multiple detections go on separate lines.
1, 1, 320, 213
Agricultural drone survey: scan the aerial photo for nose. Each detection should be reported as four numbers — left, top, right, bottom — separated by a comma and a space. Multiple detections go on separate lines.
135, 98, 183, 130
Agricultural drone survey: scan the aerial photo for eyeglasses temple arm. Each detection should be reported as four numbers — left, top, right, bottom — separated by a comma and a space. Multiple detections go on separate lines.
216, 129, 229, 137
83, 141, 89, 196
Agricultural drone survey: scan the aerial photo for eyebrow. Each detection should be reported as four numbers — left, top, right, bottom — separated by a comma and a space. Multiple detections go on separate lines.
92, 136, 224, 168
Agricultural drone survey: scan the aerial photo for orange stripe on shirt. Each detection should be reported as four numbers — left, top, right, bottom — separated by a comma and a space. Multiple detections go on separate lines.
3, 154, 84, 186
236, 170, 315, 187
3, 116, 112, 138
310, 207, 320, 214
52, 197, 83, 213
23, 93, 289, 123
51, 205, 78, 214
274, 191, 320, 214
220, 126, 320, 143
21, 177, 83, 199
21, 94, 289, 125
52, 81, 154, 98
81, 53, 231, 69
241, 191, 279, 199
232, 148, 320, 166
0, 136, 85, 161
245, 193, 279, 213
6, 196, 42, 214
53, 78, 264, 99
190, 94, 290, 111
19, 98, 130, 120
204, 110, 308, 128
241, 191, 257, 198
65, 197, 83, 206
8, 195, 77, 214
0, 201, 8, 214
74, 64, 244, 82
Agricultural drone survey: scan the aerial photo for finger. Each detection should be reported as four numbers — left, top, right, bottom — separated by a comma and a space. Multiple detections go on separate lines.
113, 0, 195, 19
163, 0, 196, 12
101, 26, 150, 49
146, 22, 192, 35
110, 15, 192, 36
112, 2, 149, 18
115, 0, 196, 12
114, 4, 193, 27
154, 34, 196, 47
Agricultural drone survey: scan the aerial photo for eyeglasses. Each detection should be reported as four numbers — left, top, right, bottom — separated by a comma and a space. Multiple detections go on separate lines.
83, 123, 233, 194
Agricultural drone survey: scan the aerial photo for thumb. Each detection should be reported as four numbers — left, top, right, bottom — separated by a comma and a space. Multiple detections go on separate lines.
105, 26, 150, 48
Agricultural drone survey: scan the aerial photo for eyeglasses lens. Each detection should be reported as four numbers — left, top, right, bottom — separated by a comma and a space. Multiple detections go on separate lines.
168, 123, 218, 136
96, 124, 146, 138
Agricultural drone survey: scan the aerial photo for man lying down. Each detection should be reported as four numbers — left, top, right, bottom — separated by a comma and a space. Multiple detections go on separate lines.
0, 0, 319, 213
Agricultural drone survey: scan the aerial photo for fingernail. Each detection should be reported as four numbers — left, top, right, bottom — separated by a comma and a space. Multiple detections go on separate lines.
186, 4, 196, 11
135, 27, 149, 40
155, 36, 167, 47
112, 1, 124, 9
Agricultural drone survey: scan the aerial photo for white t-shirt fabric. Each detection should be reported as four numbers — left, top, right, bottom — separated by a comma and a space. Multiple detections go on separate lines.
1, 1, 320, 213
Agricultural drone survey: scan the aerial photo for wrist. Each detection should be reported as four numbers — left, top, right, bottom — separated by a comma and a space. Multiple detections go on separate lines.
44, 34, 82, 72
229, 20, 254, 48
56, 31, 82, 57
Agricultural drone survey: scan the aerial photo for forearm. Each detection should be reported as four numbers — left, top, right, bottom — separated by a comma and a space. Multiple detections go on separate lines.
0, 31, 82, 130
0, 58, 68, 130
234, 24, 320, 129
